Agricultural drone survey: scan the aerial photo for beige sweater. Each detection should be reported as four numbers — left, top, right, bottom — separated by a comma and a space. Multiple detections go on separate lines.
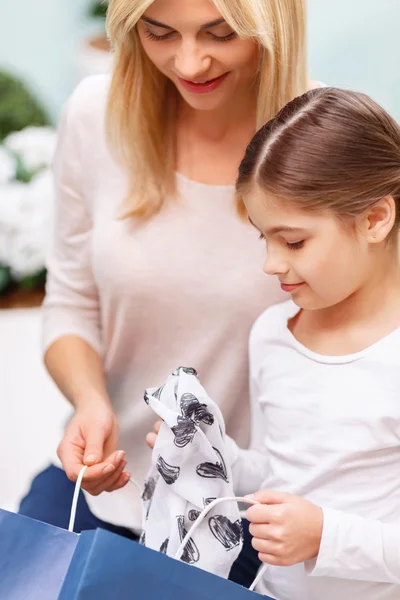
43, 75, 286, 531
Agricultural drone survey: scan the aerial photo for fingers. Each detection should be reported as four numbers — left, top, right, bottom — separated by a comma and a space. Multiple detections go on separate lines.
146, 432, 157, 449
83, 424, 111, 465
90, 460, 129, 496
80, 451, 126, 493
249, 522, 281, 543
146, 419, 162, 449
246, 490, 289, 505
106, 471, 131, 493
247, 500, 286, 525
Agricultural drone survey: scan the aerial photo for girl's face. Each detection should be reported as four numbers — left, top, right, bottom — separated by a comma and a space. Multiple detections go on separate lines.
137, 0, 259, 112
244, 185, 372, 310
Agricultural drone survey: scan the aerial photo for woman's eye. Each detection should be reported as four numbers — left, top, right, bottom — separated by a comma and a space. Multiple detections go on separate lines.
144, 27, 174, 41
286, 240, 305, 250
210, 32, 237, 42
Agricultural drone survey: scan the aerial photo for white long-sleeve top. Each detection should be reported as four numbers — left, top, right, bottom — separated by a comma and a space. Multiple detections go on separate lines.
228, 300, 400, 600
42, 74, 285, 531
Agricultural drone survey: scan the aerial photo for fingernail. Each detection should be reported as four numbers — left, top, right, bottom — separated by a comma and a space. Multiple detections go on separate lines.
103, 464, 115, 474
116, 451, 126, 463
85, 455, 97, 464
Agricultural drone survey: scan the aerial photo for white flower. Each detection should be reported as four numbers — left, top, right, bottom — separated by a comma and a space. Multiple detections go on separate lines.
0, 146, 16, 184
0, 170, 54, 278
0, 182, 26, 265
4, 126, 57, 172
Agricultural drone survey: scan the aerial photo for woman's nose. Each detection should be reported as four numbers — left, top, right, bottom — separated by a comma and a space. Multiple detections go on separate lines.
174, 40, 212, 81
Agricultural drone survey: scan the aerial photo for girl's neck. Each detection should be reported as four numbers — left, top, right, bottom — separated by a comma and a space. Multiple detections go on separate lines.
315, 250, 400, 330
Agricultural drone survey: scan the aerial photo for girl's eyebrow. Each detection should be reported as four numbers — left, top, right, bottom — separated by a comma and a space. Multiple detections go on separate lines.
247, 216, 305, 235
141, 16, 226, 31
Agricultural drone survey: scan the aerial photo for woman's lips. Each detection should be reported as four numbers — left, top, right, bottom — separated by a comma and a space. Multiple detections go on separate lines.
280, 282, 305, 293
177, 72, 230, 94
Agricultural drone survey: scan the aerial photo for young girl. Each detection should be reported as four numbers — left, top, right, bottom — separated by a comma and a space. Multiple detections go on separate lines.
230, 87, 400, 599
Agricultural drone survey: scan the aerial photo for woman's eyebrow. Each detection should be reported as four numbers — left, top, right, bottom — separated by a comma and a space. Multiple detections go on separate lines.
141, 16, 226, 31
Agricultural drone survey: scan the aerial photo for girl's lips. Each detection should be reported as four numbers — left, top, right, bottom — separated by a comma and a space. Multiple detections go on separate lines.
177, 72, 230, 95
280, 282, 305, 293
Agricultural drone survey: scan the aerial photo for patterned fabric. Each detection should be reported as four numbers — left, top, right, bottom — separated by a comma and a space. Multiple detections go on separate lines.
141, 367, 243, 579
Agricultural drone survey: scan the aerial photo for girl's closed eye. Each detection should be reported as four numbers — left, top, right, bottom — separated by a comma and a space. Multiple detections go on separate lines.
258, 232, 305, 251
287, 240, 305, 250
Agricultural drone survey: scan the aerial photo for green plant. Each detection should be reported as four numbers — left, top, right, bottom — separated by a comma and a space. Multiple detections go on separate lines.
89, 1, 108, 19
0, 72, 50, 142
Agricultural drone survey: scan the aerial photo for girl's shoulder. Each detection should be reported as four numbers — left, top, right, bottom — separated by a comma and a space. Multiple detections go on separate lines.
250, 300, 297, 348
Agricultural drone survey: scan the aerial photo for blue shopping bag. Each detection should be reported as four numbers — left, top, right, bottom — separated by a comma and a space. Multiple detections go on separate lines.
0, 509, 79, 600
59, 528, 273, 599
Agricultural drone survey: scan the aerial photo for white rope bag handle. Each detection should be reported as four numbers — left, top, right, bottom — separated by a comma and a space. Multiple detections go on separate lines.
68, 465, 142, 533
173, 495, 268, 592
69, 466, 267, 593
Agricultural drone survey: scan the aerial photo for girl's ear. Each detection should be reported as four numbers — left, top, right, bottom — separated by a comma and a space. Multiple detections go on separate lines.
361, 196, 396, 243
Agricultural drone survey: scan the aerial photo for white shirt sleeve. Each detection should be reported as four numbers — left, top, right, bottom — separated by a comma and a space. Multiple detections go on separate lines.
307, 507, 400, 584
225, 362, 270, 496
42, 82, 103, 357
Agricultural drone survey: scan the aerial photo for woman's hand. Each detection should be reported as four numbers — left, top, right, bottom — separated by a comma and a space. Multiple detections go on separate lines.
57, 395, 131, 495
146, 419, 162, 449
246, 490, 323, 567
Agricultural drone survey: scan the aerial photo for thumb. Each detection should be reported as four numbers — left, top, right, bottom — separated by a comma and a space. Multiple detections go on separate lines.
83, 426, 106, 465
245, 490, 290, 505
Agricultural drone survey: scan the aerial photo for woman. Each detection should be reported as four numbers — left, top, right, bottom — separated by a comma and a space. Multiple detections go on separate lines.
20, 0, 311, 586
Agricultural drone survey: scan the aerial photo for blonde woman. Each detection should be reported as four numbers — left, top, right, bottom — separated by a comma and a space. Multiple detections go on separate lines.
20, 0, 315, 586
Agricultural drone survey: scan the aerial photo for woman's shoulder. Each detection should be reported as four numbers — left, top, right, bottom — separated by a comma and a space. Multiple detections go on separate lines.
308, 79, 328, 90
63, 74, 111, 129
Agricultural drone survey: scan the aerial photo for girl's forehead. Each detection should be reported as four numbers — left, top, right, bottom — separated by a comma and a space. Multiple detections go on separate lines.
244, 186, 334, 232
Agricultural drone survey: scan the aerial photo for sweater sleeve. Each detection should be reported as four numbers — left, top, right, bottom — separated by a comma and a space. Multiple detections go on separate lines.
226, 355, 270, 496
42, 82, 103, 357
306, 507, 400, 584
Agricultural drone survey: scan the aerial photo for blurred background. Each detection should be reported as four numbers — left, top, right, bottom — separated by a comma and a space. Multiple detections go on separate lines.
0, 0, 399, 512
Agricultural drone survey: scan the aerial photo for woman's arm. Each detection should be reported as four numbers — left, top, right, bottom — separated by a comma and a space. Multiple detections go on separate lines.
43, 80, 129, 494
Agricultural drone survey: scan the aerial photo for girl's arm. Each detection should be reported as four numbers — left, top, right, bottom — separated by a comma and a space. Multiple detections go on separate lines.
226, 374, 270, 496
306, 508, 400, 584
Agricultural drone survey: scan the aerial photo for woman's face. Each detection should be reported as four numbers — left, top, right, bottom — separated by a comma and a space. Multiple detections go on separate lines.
137, 0, 259, 112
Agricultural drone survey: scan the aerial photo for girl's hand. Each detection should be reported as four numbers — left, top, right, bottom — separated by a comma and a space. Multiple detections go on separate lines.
246, 490, 323, 567
146, 419, 162, 449
57, 397, 131, 495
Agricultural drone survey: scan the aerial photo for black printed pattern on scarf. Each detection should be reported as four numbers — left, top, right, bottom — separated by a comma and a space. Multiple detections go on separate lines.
196, 447, 229, 483
177, 515, 200, 564
160, 538, 169, 554
209, 516, 243, 550
142, 476, 157, 502
171, 416, 197, 448
180, 393, 214, 426
188, 509, 201, 522
156, 456, 180, 485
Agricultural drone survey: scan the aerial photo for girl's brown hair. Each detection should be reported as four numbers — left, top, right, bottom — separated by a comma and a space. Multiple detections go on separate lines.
236, 87, 400, 232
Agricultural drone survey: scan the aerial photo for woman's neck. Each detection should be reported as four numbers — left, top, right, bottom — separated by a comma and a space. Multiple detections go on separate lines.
177, 92, 257, 142
175, 92, 257, 185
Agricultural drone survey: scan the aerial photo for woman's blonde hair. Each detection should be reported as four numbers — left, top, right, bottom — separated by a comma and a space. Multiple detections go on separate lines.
106, 0, 308, 219
237, 88, 400, 236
